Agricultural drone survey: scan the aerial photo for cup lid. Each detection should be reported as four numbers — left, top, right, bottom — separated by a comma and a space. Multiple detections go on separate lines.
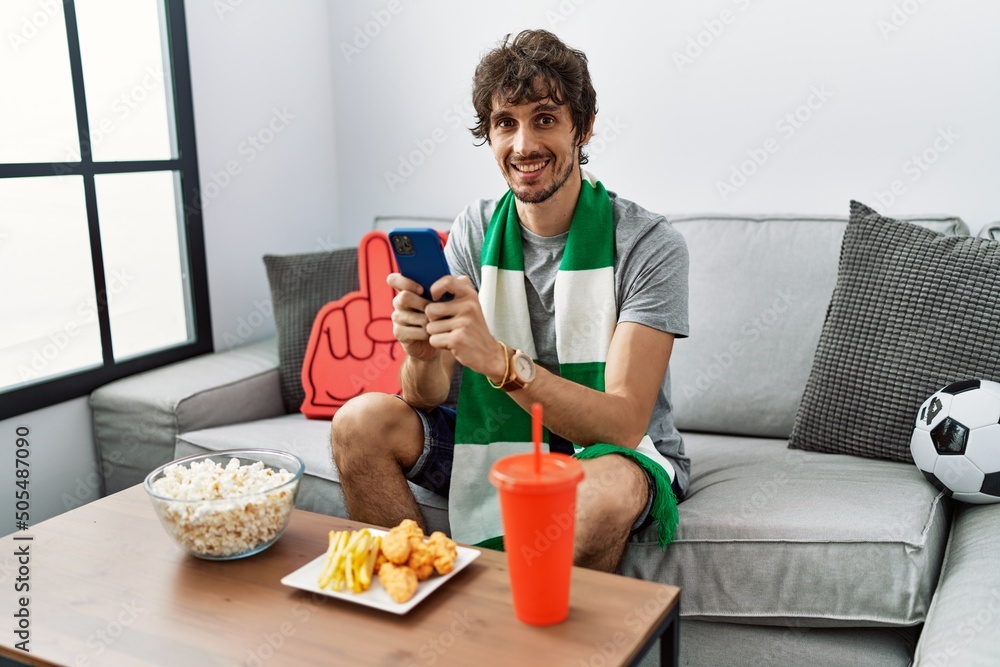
488, 452, 584, 493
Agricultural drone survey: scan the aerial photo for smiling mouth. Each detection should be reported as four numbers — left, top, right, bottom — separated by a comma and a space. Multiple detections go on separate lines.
512, 160, 549, 174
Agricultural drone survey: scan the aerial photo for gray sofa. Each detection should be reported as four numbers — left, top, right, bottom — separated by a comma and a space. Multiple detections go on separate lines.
91, 212, 1000, 666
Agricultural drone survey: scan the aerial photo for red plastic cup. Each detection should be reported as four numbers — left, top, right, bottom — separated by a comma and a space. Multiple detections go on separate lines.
489, 452, 585, 625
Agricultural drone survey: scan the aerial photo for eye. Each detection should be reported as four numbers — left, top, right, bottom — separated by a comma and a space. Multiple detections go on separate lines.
538, 116, 555, 126
495, 118, 514, 129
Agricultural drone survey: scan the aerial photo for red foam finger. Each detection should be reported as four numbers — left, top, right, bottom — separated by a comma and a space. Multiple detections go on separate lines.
344, 297, 374, 359
366, 318, 395, 343
359, 232, 397, 322
326, 306, 349, 360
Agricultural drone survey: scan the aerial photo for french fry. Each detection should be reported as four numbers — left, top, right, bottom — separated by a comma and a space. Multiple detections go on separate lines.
318, 528, 383, 594
359, 536, 379, 588
317, 530, 343, 589
345, 550, 355, 592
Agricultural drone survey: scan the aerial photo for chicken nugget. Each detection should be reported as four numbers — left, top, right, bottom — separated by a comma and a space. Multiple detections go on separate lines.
427, 531, 458, 575
398, 518, 424, 541
381, 527, 414, 565
378, 562, 419, 603
373, 551, 388, 574
407, 540, 435, 581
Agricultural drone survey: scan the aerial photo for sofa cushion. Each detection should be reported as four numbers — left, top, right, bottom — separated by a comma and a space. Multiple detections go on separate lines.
621, 432, 950, 627
669, 212, 967, 439
174, 414, 450, 535
789, 201, 1000, 462
263, 248, 360, 413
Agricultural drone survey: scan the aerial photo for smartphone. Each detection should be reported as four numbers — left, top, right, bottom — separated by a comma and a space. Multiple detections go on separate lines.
388, 228, 453, 301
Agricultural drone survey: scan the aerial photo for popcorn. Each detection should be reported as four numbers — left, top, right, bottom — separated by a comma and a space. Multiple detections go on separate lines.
149, 457, 297, 558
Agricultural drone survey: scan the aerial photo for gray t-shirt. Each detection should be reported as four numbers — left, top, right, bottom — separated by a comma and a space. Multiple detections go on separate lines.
444, 189, 692, 495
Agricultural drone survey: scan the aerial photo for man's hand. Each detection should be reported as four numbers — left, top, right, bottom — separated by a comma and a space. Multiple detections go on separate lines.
388, 273, 440, 362
423, 275, 506, 382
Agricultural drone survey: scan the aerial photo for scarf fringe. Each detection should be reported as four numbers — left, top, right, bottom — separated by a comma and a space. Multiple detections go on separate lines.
574, 444, 679, 551
473, 535, 505, 552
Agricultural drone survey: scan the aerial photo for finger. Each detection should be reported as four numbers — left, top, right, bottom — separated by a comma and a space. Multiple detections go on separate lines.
429, 274, 474, 302
344, 297, 374, 359
325, 306, 349, 360
387, 272, 424, 297
424, 316, 455, 336
427, 331, 455, 352
393, 307, 430, 336
392, 309, 429, 328
393, 289, 431, 314
360, 233, 396, 321
425, 288, 476, 321
396, 323, 431, 344
366, 318, 394, 342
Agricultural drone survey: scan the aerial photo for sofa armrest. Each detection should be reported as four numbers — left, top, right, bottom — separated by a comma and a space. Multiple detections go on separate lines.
913, 503, 1000, 666
91, 338, 285, 494
978, 222, 1000, 240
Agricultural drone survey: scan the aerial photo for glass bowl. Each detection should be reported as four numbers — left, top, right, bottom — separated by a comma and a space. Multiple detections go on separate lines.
143, 449, 304, 560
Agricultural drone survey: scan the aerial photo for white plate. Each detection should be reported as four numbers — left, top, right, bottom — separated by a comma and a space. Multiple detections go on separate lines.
280, 529, 481, 615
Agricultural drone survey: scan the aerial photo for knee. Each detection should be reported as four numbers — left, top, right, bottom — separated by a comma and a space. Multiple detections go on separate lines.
331, 393, 423, 475
576, 460, 647, 534
330, 393, 406, 466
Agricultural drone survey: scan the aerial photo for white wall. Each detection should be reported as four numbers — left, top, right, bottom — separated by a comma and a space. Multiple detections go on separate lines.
328, 0, 1000, 243
184, 0, 341, 350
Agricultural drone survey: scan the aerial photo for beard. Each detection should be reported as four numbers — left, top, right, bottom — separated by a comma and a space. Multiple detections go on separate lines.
507, 153, 576, 205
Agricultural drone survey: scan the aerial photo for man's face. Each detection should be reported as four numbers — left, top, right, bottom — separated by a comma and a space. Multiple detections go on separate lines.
488, 96, 590, 205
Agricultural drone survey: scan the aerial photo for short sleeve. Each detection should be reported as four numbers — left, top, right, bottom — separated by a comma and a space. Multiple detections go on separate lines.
618, 222, 689, 338
444, 200, 490, 292
444, 208, 476, 287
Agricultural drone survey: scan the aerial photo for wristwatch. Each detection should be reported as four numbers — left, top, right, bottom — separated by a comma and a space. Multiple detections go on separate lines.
501, 348, 536, 392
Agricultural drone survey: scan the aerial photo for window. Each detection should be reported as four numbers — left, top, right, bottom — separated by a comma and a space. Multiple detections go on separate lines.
0, 0, 210, 419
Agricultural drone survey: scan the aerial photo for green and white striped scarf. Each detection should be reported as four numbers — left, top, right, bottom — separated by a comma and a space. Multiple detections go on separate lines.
448, 174, 679, 550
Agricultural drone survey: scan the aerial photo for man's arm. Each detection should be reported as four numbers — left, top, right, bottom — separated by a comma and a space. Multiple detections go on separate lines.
423, 276, 673, 447
399, 352, 456, 411
505, 323, 672, 448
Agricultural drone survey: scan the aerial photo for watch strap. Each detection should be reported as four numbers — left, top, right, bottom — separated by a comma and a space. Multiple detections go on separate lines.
501, 349, 531, 392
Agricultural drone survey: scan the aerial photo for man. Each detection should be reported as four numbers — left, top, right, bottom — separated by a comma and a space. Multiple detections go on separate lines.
331, 29, 689, 573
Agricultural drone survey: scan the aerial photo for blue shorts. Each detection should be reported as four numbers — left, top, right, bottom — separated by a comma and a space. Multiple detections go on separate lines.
401, 400, 681, 536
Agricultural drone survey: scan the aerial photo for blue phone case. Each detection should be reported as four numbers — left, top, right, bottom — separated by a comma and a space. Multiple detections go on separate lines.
388, 228, 453, 301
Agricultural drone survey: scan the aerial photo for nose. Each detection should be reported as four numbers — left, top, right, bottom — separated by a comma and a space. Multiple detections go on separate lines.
512, 124, 540, 157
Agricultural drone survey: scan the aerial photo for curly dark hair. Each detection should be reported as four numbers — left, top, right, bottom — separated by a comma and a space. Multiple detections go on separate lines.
471, 29, 597, 165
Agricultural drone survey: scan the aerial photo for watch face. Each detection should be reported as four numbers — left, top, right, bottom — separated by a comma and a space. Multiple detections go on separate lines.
514, 353, 535, 382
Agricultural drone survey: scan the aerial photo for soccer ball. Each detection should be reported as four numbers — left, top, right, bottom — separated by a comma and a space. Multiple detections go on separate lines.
910, 379, 1000, 504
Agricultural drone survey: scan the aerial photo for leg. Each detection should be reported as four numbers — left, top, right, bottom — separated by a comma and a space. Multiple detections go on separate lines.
573, 455, 649, 573
330, 393, 427, 530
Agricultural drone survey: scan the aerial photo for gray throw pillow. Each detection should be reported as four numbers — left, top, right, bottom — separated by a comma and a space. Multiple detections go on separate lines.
264, 249, 360, 413
788, 201, 1000, 462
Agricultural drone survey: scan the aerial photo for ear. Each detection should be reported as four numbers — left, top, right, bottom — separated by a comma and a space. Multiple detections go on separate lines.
578, 113, 596, 146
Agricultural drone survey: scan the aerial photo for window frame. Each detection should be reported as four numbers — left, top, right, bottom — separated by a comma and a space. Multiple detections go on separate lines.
0, 0, 211, 420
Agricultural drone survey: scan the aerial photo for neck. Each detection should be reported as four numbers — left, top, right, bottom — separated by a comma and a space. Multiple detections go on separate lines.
514, 165, 583, 237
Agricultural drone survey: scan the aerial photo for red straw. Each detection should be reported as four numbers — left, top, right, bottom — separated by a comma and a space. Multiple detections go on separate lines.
532, 402, 543, 474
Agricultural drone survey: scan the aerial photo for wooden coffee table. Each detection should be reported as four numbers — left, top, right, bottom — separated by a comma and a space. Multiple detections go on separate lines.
0, 486, 679, 666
